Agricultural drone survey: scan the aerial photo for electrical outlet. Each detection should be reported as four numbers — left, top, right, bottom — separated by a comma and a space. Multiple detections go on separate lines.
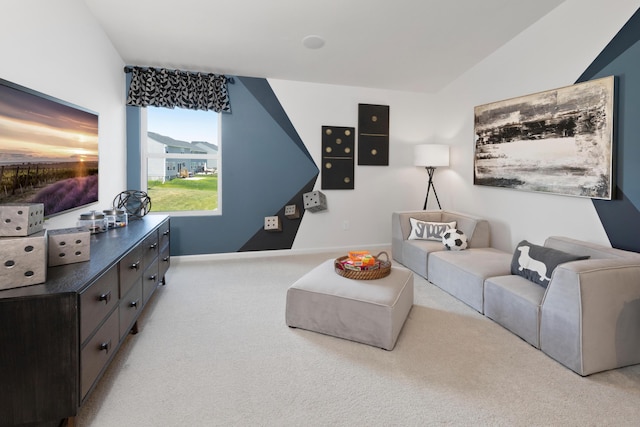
342, 220, 349, 231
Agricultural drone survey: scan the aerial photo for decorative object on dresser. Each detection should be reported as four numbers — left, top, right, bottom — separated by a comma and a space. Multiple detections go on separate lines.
0, 203, 48, 290
77, 210, 109, 234
47, 227, 91, 267
0, 215, 170, 426
113, 190, 152, 219
414, 144, 450, 209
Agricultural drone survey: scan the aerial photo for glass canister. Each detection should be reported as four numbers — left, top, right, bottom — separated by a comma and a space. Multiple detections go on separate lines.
103, 208, 128, 228
78, 211, 108, 234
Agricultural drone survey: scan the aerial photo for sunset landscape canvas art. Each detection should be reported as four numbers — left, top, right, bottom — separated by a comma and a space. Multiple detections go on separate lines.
0, 79, 99, 217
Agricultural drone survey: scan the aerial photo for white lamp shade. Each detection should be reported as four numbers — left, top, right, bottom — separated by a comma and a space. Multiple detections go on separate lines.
414, 144, 450, 167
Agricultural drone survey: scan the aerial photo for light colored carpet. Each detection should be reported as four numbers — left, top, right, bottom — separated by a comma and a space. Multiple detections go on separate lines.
77, 250, 640, 426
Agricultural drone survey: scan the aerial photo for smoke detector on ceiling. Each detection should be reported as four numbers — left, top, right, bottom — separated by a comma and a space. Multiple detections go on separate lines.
302, 35, 326, 49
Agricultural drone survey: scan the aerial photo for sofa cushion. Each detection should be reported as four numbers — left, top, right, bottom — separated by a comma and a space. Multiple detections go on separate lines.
511, 240, 589, 288
402, 239, 446, 279
428, 248, 512, 313
484, 274, 546, 348
408, 218, 456, 241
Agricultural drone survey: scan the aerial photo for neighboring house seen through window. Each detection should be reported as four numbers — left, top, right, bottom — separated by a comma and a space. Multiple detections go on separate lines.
144, 106, 220, 215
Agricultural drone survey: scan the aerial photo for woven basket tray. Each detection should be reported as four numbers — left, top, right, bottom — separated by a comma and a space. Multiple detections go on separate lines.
334, 251, 391, 280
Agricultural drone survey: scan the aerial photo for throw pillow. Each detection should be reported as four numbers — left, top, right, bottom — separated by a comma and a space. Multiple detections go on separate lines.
511, 240, 589, 288
408, 218, 456, 241
442, 229, 468, 250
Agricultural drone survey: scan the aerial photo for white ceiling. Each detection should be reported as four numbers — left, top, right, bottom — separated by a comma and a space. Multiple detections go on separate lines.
84, 0, 566, 93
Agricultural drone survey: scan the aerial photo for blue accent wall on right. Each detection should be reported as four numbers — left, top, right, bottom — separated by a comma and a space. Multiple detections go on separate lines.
578, 8, 640, 251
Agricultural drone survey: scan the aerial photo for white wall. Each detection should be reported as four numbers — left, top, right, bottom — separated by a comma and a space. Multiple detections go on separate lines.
433, 0, 640, 251
269, 80, 435, 250
0, 0, 126, 229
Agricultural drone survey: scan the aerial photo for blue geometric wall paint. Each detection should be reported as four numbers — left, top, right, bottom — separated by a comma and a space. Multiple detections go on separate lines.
168, 77, 319, 255
577, 7, 640, 252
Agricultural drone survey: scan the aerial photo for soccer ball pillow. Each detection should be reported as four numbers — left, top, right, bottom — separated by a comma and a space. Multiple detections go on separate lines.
442, 229, 468, 251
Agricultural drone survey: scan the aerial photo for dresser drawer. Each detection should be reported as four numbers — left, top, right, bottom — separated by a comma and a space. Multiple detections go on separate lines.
159, 244, 170, 283
142, 257, 160, 305
79, 267, 118, 345
142, 229, 159, 269
119, 279, 143, 340
80, 308, 119, 400
159, 220, 170, 250
119, 244, 143, 297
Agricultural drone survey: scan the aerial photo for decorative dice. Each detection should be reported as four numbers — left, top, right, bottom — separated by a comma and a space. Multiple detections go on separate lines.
264, 216, 282, 232
303, 191, 327, 212
0, 203, 45, 237
0, 229, 47, 290
284, 204, 300, 219
48, 227, 91, 267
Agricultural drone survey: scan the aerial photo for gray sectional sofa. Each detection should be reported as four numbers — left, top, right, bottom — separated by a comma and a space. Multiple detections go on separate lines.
392, 210, 640, 376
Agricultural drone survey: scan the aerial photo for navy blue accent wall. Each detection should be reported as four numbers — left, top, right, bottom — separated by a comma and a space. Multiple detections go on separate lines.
125, 73, 142, 190
577, 8, 640, 252
240, 77, 315, 163
125, 106, 141, 190
168, 76, 318, 255
240, 177, 316, 251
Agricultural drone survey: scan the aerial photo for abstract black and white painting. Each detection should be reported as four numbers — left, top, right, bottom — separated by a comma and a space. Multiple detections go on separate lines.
474, 76, 615, 199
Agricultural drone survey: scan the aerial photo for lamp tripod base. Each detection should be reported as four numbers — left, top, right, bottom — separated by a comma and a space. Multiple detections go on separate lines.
423, 167, 442, 210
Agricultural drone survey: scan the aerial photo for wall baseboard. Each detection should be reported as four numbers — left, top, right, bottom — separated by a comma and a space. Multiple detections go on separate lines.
171, 243, 391, 265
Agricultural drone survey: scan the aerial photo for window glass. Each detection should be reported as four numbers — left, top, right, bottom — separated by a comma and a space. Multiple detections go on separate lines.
144, 107, 220, 214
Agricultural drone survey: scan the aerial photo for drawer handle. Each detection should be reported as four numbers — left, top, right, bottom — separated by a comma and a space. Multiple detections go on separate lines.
99, 340, 111, 353
149, 242, 158, 250
98, 291, 111, 304
148, 274, 157, 281
130, 300, 139, 310
163, 230, 170, 236
130, 261, 140, 271
162, 256, 169, 262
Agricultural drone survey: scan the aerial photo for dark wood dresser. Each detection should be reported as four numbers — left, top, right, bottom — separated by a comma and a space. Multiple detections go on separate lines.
0, 215, 170, 426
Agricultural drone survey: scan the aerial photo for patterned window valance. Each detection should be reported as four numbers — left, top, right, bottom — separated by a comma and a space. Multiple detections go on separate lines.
125, 66, 231, 113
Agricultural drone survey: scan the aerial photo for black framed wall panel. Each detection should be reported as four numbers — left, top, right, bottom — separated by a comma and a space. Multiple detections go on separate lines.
358, 104, 390, 166
322, 126, 355, 189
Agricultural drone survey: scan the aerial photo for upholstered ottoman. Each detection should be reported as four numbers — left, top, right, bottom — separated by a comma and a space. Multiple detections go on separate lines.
286, 259, 414, 350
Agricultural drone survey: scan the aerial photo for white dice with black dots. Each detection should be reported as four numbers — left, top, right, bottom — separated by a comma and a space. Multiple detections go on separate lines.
47, 227, 91, 267
284, 204, 300, 219
264, 216, 282, 232
0, 229, 47, 290
0, 203, 44, 237
302, 191, 327, 212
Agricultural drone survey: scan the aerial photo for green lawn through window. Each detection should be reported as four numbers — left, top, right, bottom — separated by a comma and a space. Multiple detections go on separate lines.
147, 175, 218, 212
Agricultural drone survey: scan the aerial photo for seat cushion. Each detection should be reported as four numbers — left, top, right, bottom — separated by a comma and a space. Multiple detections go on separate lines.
401, 239, 445, 278
428, 248, 511, 313
484, 275, 546, 348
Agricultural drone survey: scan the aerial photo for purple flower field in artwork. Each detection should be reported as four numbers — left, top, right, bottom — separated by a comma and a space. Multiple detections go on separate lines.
32, 174, 98, 217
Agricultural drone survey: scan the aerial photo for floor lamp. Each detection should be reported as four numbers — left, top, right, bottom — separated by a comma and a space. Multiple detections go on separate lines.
414, 144, 450, 210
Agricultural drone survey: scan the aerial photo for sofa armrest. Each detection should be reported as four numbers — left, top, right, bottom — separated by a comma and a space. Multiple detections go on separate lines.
540, 258, 640, 375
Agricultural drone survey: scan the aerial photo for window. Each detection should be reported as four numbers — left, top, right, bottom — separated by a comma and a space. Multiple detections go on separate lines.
142, 106, 221, 215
